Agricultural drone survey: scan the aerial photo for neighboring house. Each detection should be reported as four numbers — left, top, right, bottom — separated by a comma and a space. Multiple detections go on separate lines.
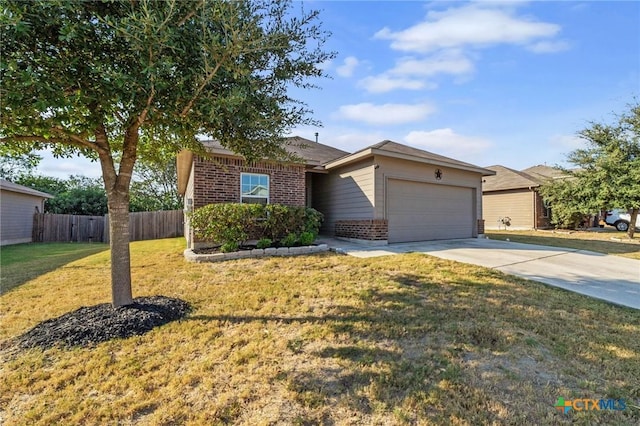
1, 179, 54, 246
177, 137, 495, 247
482, 165, 562, 230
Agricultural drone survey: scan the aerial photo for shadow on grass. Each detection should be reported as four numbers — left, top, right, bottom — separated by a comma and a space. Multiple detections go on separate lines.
187, 267, 640, 424
0, 242, 109, 294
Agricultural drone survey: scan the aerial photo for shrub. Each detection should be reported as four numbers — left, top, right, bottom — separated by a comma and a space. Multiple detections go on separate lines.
263, 205, 323, 240
281, 233, 298, 247
302, 208, 323, 235
298, 231, 316, 246
188, 203, 264, 247
256, 238, 272, 249
189, 203, 323, 250
220, 242, 239, 253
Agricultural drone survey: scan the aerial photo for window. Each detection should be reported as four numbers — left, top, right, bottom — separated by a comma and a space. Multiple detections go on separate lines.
241, 173, 269, 204
543, 199, 552, 218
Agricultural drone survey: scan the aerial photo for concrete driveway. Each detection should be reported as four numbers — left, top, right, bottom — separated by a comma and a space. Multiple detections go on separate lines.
322, 237, 640, 310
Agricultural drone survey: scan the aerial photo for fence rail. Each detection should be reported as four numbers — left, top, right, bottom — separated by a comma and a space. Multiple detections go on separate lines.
33, 210, 184, 243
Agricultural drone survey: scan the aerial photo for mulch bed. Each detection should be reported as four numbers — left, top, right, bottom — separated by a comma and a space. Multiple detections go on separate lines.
14, 296, 190, 350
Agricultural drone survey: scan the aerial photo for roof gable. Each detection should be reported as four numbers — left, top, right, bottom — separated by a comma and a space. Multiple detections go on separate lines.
326, 140, 495, 175
482, 165, 540, 192
483, 164, 570, 192
521, 164, 566, 180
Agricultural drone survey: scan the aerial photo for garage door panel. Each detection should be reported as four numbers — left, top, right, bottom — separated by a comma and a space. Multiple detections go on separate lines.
387, 179, 474, 243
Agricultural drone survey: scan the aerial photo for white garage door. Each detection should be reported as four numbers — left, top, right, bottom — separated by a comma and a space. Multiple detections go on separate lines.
387, 179, 474, 243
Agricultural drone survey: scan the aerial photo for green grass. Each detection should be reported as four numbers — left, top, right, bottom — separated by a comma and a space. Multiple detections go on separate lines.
1, 238, 638, 425
1, 242, 109, 294
487, 229, 640, 260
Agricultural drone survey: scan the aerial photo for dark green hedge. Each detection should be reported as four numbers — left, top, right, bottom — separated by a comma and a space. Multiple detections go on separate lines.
188, 203, 323, 251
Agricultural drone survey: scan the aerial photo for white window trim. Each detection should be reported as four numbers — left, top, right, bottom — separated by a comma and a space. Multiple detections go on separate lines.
240, 172, 270, 204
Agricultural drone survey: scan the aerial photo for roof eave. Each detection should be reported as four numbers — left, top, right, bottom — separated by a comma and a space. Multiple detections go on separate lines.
176, 150, 193, 196
371, 148, 496, 175
324, 149, 374, 169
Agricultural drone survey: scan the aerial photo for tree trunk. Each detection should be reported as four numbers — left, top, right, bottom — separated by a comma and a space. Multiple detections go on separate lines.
95, 122, 137, 308
628, 208, 638, 239
108, 192, 133, 307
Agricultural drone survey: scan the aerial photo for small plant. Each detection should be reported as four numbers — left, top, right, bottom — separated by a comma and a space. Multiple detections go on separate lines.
298, 231, 316, 246
220, 242, 239, 253
256, 238, 272, 249
281, 233, 298, 247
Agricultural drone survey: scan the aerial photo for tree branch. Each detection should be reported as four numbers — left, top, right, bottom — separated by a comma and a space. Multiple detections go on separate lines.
180, 61, 222, 118
1, 131, 98, 153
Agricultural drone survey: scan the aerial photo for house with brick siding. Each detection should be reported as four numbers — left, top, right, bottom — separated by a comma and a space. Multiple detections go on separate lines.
482, 165, 565, 230
177, 137, 495, 247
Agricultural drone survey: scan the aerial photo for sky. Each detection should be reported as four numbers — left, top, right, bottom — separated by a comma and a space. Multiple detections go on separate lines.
36, 0, 640, 178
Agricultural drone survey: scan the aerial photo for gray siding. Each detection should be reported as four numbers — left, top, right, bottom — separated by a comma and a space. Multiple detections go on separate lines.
482, 190, 535, 229
1, 190, 47, 246
312, 159, 375, 235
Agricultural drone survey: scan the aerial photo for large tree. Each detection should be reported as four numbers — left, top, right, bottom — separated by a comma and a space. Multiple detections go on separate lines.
541, 103, 640, 238
1, 0, 333, 306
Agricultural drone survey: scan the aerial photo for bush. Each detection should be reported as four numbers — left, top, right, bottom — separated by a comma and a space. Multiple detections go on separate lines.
188, 203, 263, 247
298, 231, 316, 246
220, 242, 239, 253
188, 203, 323, 250
256, 238, 272, 249
281, 233, 298, 247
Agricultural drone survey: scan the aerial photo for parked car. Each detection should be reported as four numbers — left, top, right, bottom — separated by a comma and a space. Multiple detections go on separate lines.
604, 209, 640, 231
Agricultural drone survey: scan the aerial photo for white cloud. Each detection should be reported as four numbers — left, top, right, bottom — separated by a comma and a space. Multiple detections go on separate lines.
336, 103, 436, 125
358, 75, 433, 93
336, 56, 360, 77
36, 149, 102, 179
390, 51, 474, 77
375, 4, 561, 53
527, 40, 571, 53
403, 128, 493, 162
358, 50, 472, 93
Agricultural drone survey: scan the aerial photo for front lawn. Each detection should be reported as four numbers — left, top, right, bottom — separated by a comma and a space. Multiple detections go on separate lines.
1, 242, 109, 294
487, 229, 640, 260
1, 238, 638, 424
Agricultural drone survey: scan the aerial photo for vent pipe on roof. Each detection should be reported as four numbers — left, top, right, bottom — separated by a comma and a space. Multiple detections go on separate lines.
314, 132, 318, 143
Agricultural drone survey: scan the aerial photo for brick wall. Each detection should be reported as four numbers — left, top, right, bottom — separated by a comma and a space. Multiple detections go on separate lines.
534, 192, 552, 229
477, 219, 485, 235
335, 219, 388, 241
192, 155, 306, 208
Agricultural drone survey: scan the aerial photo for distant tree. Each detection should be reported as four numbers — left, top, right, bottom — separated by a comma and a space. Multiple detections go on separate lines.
129, 155, 181, 212
541, 103, 640, 238
0, 151, 41, 181
48, 176, 108, 215
15, 174, 108, 215
538, 178, 585, 229
1, 0, 333, 306
15, 175, 68, 197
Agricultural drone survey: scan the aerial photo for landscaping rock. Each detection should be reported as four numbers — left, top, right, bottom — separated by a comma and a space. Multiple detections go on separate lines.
15, 296, 190, 350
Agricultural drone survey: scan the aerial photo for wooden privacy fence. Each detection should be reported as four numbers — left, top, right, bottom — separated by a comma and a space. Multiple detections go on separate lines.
104, 210, 184, 243
33, 210, 184, 243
